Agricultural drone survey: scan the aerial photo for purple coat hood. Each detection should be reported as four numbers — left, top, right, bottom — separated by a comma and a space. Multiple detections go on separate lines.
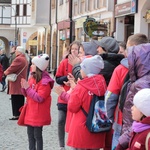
120, 43, 150, 148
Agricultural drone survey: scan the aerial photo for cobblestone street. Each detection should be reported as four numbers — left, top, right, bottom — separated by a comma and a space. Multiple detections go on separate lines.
0, 83, 69, 150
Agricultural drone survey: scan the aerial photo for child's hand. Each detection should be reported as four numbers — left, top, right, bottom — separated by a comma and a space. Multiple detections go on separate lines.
70, 80, 76, 89
21, 78, 29, 89
63, 81, 70, 87
68, 53, 81, 66
67, 73, 75, 81
54, 86, 65, 96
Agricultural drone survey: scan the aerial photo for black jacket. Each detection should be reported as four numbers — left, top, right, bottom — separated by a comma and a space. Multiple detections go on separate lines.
72, 53, 124, 85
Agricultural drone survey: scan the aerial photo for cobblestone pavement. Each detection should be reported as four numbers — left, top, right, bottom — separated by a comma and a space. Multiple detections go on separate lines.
0, 83, 69, 150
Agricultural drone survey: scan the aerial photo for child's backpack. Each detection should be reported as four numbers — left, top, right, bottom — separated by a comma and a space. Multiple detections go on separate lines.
81, 94, 111, 133
119, 72, 130, 112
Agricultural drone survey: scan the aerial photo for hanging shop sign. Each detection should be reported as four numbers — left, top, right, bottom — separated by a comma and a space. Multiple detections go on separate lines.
115, 0, 138, 17
83, 17, 108, 38
59, 30, 66, 40
144, 10, 150, 23
28, 40, 38, 46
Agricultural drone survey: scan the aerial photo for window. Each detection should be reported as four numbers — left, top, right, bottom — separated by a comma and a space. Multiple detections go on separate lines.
98, 0, 107, 8
88, 0, 94, 11
23, 4, 27, 16
59, 0, 63, 5
16, 5, 19, 16
52, 0, 55, 8
80, 1, 85, 14
74, 2, 78, 16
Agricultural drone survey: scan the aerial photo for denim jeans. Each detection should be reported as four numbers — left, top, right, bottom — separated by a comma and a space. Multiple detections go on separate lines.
27, 126, 43, 150
112, 122, 122, 150
1, 76, 6, 89
58, 110, 67, 147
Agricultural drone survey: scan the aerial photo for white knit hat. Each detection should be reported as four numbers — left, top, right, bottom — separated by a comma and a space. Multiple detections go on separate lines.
32, 54, 49, 71
133, 88, 150, 117
80, 55, 104, 76
16, 46, 25, 54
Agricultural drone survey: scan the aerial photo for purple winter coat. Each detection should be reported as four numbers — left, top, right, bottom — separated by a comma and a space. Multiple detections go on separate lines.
119, 43, 150, 148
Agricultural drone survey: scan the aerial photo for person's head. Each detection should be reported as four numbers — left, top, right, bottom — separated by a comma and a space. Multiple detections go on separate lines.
15, 46, 25, 56
25, 50, 29, 54
80, 55, 104, 78
78, 42, 97, 58
78, 46, 85, 58
118, 42, 127, 57
11, 46, 16, 54
126, 33, 148, 48
31, 54, 49, 82
131, 88, 150, 121
69, 41, 82, 56
0, 49, 5, 55
92, 37, 119, 54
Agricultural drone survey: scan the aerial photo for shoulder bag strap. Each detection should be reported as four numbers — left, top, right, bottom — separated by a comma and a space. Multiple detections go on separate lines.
16, 65, 27, 77
145, 132, 150, 150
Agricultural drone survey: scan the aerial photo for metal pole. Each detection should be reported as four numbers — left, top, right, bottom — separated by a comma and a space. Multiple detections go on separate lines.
15, 14, 17, 46
69, 0, 73, 44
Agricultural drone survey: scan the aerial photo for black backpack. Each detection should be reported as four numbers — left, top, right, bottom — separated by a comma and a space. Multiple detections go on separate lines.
81, 95, 111, 133
119, 72, 130, 112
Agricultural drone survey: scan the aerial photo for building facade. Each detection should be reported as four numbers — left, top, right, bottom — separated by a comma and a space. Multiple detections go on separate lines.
1, 0, 150, 71
115, 0, 150, 42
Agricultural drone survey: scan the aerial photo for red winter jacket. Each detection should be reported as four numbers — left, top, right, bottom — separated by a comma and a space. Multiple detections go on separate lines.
4, 53, 28, 95
55, 58, 73, 104
67, 75, 109, 149
127, 117, 150, 150
22, 71, 54, 127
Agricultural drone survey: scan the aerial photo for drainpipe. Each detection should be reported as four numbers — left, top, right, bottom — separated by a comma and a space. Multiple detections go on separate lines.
69, 0, 73, 44
48, 0, 52, 72
55, 0, 58, 70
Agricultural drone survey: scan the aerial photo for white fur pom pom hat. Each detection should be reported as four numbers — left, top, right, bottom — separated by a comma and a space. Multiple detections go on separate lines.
133, 88, 150, 117
32, 54, 49, 71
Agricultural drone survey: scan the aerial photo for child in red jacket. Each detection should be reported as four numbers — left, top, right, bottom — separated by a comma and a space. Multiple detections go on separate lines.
20, 54, 54, 150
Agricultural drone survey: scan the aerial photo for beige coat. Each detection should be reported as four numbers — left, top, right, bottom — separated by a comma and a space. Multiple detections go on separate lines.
5, 53, 28, 95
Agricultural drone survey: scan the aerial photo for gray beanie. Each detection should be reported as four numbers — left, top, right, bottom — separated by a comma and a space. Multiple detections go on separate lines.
133, 88, 150, 117
80, 55, 104, 76
92, 37, 119, 53
82, 42, 97, 56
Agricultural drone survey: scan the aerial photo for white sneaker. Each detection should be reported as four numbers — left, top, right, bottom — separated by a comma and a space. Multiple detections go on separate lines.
60, 147, 65, 150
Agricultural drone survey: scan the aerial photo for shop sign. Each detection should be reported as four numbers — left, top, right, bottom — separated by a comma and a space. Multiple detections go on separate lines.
144, 10, 150, 23
23, 39, 26, 43
23, 32, 27, 37
115, 0, 138, 17
59, 30, 66, 40
66, 29, 70, 38
28, 40, 38, 46
83, 17, 108, 38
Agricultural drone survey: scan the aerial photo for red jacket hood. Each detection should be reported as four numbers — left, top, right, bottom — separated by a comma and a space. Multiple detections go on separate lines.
78, 74, 107, 96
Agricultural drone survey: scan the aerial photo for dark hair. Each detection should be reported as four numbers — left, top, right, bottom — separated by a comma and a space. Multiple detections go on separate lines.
128, 33, 148, 45
69, 41, 82, 53
32, 67, 42, 83
119, 42, 126, 50
25, 50, 29, 54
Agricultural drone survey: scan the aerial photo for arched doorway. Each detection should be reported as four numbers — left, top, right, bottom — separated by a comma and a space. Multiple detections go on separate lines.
0, 37, 10, 56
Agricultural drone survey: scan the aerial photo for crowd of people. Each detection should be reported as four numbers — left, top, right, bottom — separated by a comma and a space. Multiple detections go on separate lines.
0, 33, 150, 150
